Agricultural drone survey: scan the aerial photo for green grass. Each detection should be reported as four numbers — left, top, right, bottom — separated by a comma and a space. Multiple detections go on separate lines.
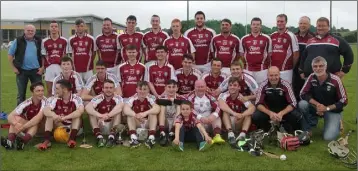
1, 48, 357, 170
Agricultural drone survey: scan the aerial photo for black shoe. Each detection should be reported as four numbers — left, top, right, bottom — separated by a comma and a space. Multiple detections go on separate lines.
168, 132, 175, 142
1, 136, 14, 149
106, 138, 115, 148
115, 136, 123, 145
145, 138, 155, 149
130, 139, 140, 148
15, 137, 25, 150
159, 132, 168, 146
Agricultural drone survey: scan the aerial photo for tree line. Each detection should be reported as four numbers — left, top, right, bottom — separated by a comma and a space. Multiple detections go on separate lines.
138, 19, 357, 43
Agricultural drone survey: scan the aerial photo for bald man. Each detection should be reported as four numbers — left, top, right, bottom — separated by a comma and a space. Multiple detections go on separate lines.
186, 80, 225, 144
293, 16, 315, 100
8, 24, 44, 105
252, 66, 302, 133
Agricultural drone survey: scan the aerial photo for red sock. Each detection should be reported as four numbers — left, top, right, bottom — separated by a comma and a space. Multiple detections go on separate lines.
93, 128, 101, 137
8, 133, 16, 142
44, 131, 52, 141
128, 130, 136, 136
213, 127, 221, 135
69, 129, 78, 141
21, 133, 32, 144
149, 130, 156, 136
159, 125, 165, 132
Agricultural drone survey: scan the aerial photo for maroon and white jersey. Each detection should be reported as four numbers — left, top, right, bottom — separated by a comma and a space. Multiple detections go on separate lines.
85, 72, 120, 95
145, 61, 177, 95
175, 68, 202, 95
90, 94, 123, 121
95, 33, 120, 67
15, 97, 46, 120
52, 71, 84, 95
218, 92, 251, 113
184, 27, 216, 65
159, 93, 185, 119
202, 72, 229, 90
219, 74, 258, 96
118, 61, 146, 98
240, 33, 272, 71
41, 36, 68, 68
186, 92, 220, 119
270, 29, 299, 71
175, 113, 200, 131
118, 31, 144, 62
163, 35, 196, 70
46, 94, 83, 125
68, 34, 96, 72
142, 29, 169, 62
211, 33, 240, 67
126, 94, 156, 114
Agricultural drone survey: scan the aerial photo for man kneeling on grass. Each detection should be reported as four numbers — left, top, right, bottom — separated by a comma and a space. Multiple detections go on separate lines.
172, 100, 212, 151
38, 79, 84, 150
85, 79, 124, 148
123, 81, 160, 149
1, 82, 47, 150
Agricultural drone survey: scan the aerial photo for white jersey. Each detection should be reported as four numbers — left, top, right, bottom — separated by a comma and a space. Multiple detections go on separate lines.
84, 72, 120, 91
52, 71, 84, 95
219, 73, 258, 95
186, 92, 220, 119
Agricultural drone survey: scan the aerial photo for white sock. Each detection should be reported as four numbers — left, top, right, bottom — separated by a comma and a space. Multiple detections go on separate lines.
130, 134, 138, 140
108, 135, 115, 140
97, 135, 103, 139
160, 131, 166, 136
239, 132, 246, 137
148, 135, 155, 140
169, 132, 174, 136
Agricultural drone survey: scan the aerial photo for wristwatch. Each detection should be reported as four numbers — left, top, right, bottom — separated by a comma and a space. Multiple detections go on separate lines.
326, 107, 330, 111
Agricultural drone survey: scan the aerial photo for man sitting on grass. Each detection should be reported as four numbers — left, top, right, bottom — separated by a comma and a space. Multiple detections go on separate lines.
38, 79, 84, 150
172, 100, 212, 151
123, 81, 160, 149
85, 79, 124, 148
1, 82, 47, 150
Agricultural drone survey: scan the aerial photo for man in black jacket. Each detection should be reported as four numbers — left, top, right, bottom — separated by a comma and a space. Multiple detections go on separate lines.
8, 24, 44, 105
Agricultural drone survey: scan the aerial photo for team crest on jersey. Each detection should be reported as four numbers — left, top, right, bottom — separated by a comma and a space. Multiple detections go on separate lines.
190, 80, 194, 85
229, 41, 233, 45
164, 72, 168, 77
260, 40, 263, 45
205, 34, 209, 38
327, 38, 331, 42
105, 39, 110, 43
102, 106, 106, 110
59, 44, 62, 48
283, 39, 287, 43
57, 105, 62, 110
223, 40, 227, 45
159, 38, 163, 42
253, 40, 257, 45
136, 70, 140, 75
327, 85, 331, 91
199, 34, 203, 38
181, 42, 185, 46
112, 39, 116, 43
200, 102, 204, 107
135, 38, 139, 42
279, 90, 283, 96
85, 41, 88, 46
206, 102, 210, 107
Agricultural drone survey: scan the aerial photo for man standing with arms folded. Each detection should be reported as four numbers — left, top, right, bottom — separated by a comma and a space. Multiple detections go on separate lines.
184, 11, 216, 73
270, 14, 299, 84
118, 15, 145, 63
95, 17, 120, 75
293, 16, 315, 100
211, 19, 241, 75
68, 18, 96, 84
143, 15, 169, 66
8, 24, 44, 105
145, 46, 176, 98
42, 21, 68, 97
299, 57, 348, 141
164, 19, 196, 70
240, 17, 272, 85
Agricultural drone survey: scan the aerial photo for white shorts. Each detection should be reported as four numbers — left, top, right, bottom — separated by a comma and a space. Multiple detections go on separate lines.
107, 65, 119, 76
195, 62, 211, 74
78, 70, 94, 84
244, 69, 268, 86
280, 69, 293, 84
44, 64, 62, 82
221, 67, 231, 76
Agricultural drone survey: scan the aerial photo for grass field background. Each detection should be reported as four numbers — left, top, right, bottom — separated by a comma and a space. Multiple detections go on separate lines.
1, 48, 357, 170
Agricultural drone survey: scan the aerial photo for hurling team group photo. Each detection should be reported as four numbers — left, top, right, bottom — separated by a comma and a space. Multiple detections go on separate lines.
2, 9, 356, 162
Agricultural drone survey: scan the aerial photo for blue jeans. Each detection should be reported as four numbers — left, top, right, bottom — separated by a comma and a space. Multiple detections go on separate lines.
16, 68, 42, 105
298, 100, 341, 141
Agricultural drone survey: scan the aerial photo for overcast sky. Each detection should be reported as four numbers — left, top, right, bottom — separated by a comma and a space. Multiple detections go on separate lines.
1, 1, 357, 30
